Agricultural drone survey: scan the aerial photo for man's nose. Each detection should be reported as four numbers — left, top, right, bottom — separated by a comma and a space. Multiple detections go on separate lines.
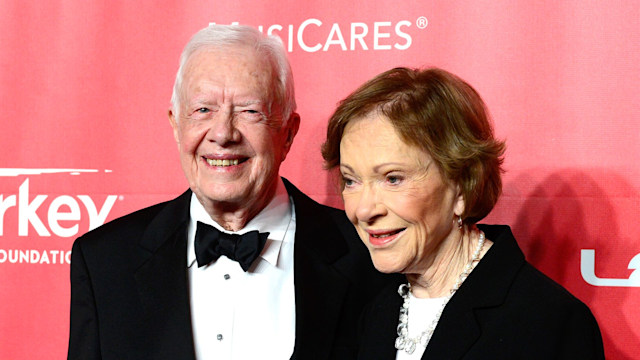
207, 110, 240, 146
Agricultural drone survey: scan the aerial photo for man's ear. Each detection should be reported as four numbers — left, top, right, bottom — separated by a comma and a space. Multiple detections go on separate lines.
168, 109, 180, 147
281, 112, 300, 160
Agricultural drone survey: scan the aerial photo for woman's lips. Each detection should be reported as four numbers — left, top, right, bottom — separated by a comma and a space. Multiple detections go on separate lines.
367, 228, 406, 247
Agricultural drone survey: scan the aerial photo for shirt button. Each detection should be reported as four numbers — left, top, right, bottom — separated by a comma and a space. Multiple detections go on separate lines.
224, 274, 230, 280
217, 334, 223, 341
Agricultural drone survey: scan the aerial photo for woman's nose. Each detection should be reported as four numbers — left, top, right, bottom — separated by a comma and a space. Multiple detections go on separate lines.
354, 185, 386, 223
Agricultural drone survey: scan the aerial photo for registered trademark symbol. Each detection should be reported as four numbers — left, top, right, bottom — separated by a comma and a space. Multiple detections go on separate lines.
416, 16, 428, 29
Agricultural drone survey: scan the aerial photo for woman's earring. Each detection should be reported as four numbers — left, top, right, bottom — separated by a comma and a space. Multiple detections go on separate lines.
457, 215, 463, 229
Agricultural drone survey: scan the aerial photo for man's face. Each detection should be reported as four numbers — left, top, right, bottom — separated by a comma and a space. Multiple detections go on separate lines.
169, 46, 298, 219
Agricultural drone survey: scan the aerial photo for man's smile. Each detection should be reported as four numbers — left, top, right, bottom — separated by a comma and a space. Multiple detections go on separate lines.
206, 158, 240, 167
202, 156, 249, 167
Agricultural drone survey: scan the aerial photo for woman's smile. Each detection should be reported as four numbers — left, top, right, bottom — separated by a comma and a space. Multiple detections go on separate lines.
365, 228, 407, 247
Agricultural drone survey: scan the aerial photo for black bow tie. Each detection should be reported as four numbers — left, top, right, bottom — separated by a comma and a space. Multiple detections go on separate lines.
194, 221, 269, 271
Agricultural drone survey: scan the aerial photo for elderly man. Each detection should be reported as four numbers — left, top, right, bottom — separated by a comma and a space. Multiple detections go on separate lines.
68, 25, 392, 360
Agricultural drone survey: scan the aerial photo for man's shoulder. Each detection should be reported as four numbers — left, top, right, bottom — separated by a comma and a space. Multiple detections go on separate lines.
282, 177, 344, 217
73, 190, 190, 249
283, 178, 353, 235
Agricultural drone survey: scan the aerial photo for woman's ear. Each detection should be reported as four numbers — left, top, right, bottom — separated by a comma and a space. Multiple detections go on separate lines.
453, 184, 465, 217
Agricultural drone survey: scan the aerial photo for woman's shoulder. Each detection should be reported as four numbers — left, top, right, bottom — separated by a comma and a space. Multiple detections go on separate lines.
504, 262, 604, 357
468, 241, 604, 358
514, 261, 592, 311
475, 223, 600, 328
477, 224, 590, 311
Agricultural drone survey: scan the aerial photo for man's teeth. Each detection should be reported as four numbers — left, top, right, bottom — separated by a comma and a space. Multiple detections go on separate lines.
206, 159, 239, 167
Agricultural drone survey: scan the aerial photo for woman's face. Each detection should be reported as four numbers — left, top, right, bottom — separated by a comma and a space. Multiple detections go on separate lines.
339, 114, 464, 275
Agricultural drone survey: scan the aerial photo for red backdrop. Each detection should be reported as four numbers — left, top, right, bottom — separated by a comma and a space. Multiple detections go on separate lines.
1, 1, 638, 359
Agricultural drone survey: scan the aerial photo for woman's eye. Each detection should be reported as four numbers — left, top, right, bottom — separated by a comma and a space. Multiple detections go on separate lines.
342, 177, 354, 187
386, 175, 402, 184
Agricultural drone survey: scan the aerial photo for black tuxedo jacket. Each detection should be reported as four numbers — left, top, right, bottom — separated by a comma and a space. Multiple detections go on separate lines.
68, 179, 396, 360
357, 225, 605, 360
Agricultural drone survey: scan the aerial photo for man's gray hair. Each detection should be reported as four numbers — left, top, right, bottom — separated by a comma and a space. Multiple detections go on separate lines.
170, 24, 297, 124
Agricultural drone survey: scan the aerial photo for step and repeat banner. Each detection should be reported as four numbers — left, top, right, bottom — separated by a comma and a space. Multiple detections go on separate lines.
1, 1, 638, 358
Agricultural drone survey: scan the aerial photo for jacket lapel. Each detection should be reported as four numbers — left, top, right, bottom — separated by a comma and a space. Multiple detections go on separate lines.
134, 190, 196, 359
422, 294, 481, 359
284, 179, 352, 360
423, 225, 525, 359
357, 280, 406, 359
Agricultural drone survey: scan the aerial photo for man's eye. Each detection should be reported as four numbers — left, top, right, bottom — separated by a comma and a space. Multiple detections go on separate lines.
196, 108, 210, 113
236, 109, 265, 122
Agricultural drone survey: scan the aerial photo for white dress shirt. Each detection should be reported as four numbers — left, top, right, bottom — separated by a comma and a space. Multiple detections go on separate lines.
187, 179, 296, 360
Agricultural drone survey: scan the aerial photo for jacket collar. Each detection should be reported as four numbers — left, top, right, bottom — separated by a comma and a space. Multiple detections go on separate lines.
133, 189, 195, 358
133, 180, 355, 360
283, 178, 353, 359
137, 189, 192, 255
424, 225, 525, 359
360, 225, 525, 360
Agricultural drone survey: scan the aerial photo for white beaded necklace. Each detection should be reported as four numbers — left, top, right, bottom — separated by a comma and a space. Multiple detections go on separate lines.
395, 231, 485, 355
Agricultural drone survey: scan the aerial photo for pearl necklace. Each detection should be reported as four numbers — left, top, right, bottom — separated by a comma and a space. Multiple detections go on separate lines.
395, 231, 485, 355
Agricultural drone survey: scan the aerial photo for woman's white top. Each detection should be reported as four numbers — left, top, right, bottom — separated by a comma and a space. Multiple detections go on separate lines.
396, 292, 448, 360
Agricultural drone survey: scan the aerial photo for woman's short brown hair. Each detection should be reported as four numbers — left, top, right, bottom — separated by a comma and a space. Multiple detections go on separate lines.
322, 67, 505, 224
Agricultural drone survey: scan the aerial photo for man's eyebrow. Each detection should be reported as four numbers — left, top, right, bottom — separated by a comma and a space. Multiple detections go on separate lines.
189, 97, 215, 105
235, 100, 264, 106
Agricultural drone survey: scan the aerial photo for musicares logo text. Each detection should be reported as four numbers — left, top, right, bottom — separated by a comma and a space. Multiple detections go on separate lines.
213, 17, 430, 53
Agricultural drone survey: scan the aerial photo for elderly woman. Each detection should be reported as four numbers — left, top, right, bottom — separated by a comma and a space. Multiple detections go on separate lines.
322, 67, 604, 359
